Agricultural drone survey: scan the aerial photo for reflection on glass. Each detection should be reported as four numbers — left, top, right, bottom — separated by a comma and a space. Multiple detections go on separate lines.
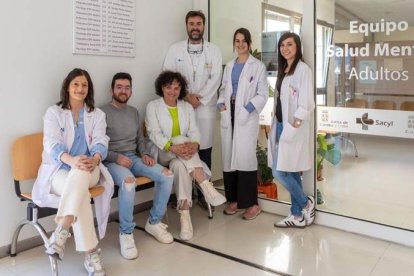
316, 0, 414, 230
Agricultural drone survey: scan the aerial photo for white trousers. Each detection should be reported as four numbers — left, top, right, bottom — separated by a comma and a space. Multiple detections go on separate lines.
51, 167, 100, 252
158, 136, 204, 207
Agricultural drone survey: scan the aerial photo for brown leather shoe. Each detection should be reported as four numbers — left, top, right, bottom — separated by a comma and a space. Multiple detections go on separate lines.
242, 205, 262, 220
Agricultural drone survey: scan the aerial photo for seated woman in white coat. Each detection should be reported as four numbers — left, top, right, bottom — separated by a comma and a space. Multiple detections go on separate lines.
270, 32, 316, 228
32, 68, 113, 276
145, 71, 226, 241
217, 28, 268, 220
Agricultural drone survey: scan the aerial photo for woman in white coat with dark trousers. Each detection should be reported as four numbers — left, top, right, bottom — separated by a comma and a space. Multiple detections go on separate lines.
32, 68, 113, 275
218, 28, 268, 220
270, 32, 316, 228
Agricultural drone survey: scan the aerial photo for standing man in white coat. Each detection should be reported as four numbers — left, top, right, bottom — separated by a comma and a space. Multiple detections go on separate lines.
163, 10, 222, 209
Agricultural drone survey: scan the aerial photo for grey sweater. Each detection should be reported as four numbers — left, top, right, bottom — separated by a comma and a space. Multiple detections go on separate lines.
100, 103, 150, 162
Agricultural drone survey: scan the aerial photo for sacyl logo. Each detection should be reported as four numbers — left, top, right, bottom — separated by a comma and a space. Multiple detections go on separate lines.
356, 113, 393, 130
356, 113, 374, 130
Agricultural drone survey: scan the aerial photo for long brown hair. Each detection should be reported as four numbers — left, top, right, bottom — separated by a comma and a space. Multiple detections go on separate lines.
277, 32, 303, 79
57, 68, 95, 112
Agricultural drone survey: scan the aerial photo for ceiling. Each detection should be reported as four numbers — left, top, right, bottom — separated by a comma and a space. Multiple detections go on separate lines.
334, 0, 414, 30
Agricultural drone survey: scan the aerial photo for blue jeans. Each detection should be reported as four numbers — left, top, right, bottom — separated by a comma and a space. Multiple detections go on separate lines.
105, 152, 173, 234
272, 122, 308, 216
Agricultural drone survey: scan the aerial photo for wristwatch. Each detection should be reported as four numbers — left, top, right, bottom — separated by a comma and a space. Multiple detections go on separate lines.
294, 119, 302, 127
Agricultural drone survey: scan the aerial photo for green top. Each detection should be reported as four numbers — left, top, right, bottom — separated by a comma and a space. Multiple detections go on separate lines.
163, 106, 181, 151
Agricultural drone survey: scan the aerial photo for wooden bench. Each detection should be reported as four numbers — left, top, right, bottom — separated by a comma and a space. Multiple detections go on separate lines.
11, 132, 212, 275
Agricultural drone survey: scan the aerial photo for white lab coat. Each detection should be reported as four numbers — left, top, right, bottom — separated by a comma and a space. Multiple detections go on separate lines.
163, 40, 222, 149
218, 55, 269, 171
145, 98, 212, 178
145, 98, 200, 150
268, 61, 315, 172
32, 105, 114, 239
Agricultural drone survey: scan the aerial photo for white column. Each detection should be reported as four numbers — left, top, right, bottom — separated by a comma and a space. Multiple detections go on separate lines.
302, 0, 316, 196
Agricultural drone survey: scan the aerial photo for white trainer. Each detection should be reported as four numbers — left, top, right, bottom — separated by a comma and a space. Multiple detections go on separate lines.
274, 214, 306, 228
45, 225, 71, 260
84, 248, 106, 276
302, 196, 316, 226
145, 220, 174, 244
119, 233, 138, 260
198, 180, 226, 206
178, 210, 193, 241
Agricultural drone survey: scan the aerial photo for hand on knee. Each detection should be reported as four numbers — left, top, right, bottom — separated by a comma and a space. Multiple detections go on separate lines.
161, 168, 173, 176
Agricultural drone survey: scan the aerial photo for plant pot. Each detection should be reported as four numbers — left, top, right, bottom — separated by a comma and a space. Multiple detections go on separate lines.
258, 181, 278, 199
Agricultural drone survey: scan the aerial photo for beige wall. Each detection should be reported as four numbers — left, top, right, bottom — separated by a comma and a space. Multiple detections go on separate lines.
0, 0, 194, 249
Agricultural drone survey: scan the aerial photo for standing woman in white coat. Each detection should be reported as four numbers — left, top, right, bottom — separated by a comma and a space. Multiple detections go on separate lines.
271, 32, 316, 228
32, 68, 113, 275
218, 28, 268, 220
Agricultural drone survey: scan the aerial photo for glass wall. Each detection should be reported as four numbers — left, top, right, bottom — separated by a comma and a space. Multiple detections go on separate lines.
316, 0, 414, 230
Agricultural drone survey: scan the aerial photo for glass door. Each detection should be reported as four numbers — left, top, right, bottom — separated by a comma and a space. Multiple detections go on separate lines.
316, 0, 414, 230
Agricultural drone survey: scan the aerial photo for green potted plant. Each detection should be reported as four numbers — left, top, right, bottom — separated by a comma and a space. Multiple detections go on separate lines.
256, 144, 277, 199
250, 48, 261, 60
316, 133, 341, 204
317, 133, 341, 180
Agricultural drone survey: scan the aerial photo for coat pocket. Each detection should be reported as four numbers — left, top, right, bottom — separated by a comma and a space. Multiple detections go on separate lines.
279, 122, 299, 144
220, 109, 230, 128
238, 107, 250, 125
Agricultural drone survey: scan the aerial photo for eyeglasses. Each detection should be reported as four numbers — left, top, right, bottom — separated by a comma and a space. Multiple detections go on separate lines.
114, 85, 131, 92
187, 39, 204, 54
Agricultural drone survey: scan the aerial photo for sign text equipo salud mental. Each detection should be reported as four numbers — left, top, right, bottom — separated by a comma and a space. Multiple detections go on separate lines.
326, 19, 411, 81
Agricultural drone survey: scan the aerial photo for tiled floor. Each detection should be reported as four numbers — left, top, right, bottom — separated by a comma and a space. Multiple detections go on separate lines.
1, 204, 414, 276
317, 134, 414, 230
267, 134, 414, 231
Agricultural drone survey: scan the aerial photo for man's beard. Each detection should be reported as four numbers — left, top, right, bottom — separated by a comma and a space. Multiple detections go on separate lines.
113, 94, 130, 104
188, 30, 203, 41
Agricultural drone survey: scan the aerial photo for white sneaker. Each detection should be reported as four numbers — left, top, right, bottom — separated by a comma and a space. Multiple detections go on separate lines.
274, 214, 306, 228
178, 210, 193, 241
302, 196, 316, 226
145, 220, 174, 244
198, 180, 226, 206
119, 233, 138, 260
84, 248, 106, 276
45, 225, 71, 260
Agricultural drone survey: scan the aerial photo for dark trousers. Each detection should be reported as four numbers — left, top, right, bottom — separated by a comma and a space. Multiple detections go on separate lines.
224, 99, 258, 208
223, 170, 258, 209
199, 147, 212, 170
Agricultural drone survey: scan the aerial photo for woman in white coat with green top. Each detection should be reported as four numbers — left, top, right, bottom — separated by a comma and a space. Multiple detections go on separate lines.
218, 28, 268, 220
270, 32, 316, 229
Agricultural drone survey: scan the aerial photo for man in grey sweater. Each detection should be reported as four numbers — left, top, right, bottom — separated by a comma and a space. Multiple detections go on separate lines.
101, 72, 174, 260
